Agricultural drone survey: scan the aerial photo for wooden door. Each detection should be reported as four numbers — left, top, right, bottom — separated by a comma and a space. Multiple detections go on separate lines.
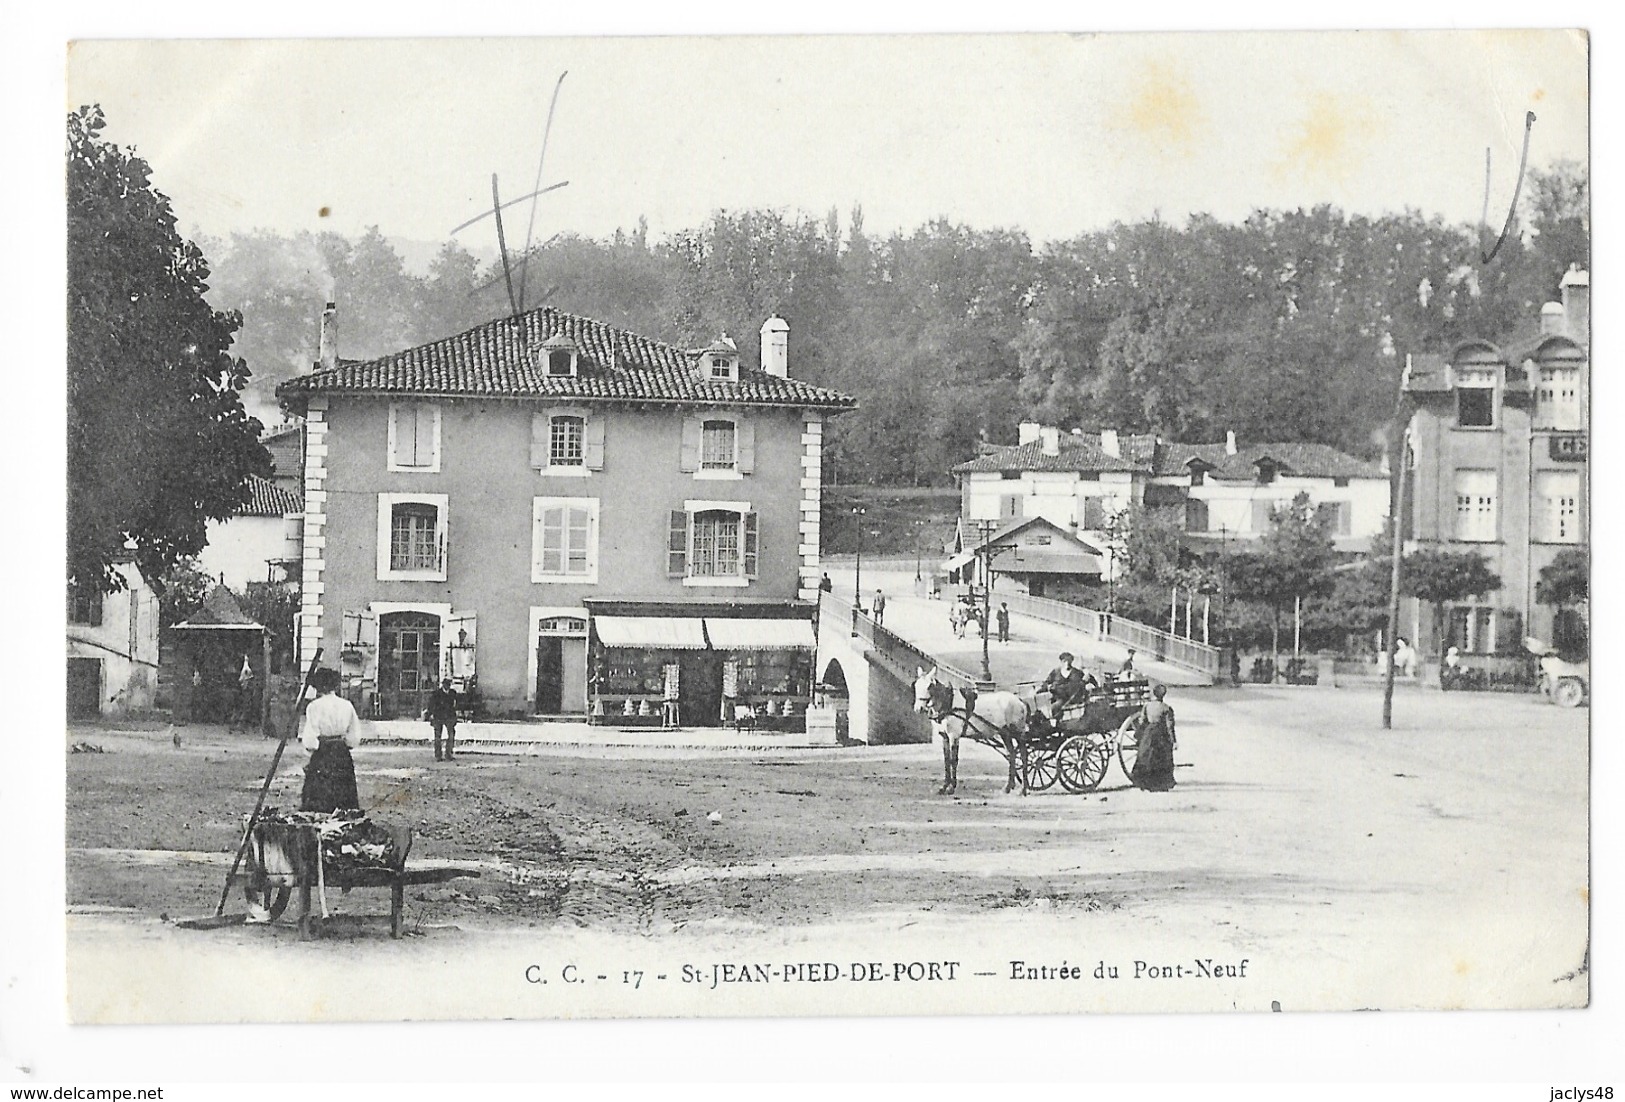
536, 637, 564, 714
378, 612, 440, 719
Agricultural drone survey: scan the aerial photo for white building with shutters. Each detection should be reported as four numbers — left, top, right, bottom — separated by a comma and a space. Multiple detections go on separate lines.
953, 424, 1388, 576
277, 305, 855, 723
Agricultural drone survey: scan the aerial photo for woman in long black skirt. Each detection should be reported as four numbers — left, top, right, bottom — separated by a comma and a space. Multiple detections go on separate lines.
1130, 684, 1177, 792
299, 667, 363, 812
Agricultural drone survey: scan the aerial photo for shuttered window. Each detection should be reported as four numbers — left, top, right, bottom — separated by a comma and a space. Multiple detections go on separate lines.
532, 411, 604, 471
389, 403, 440, 470
533, 498, 598, 583
1453, 469, 1497, 542
669, 508, 759, 581
1534, 471, 1580, 543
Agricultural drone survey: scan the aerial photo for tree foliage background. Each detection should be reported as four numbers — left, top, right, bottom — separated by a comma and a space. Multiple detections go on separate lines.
209, 162, 1587, 491
68, 106, 270, 594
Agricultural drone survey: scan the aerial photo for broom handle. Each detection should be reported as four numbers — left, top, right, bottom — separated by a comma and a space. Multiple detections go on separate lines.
215, 647, 324, 916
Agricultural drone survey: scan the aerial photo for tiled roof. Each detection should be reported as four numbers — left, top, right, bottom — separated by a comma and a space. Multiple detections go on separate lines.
1155, 441, 1383, 480
239, 474, 302, 517
275, 306, 857, 411
261, 425, 302, 478
954, 430, 1379, 481
951, 432, 1157, 474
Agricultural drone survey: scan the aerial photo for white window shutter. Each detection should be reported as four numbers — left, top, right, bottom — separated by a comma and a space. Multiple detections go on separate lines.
416, 405, 437, 467
743, 511, 759, 578
531, 414, 548, 469
679, 416, 701, 472
584, 416, 606, 470
736, 419, 756, 474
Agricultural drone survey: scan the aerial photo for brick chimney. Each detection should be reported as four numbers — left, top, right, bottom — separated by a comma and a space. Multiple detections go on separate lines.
1019, 421, 1042, 446
1040, 426, 1061, 456
1560, 266, 1589, 342
1225, 430, 1238, 456
317, 302, 338, 372
760, 315, 789, 377
1100, 429, 1120, 458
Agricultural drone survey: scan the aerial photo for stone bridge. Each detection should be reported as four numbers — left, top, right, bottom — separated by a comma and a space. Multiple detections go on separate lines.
814, 591, 981, 745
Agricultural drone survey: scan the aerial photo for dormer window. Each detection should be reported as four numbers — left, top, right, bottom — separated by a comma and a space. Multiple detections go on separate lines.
1455, 367, 1497, 428
540, 333, 578, 378
1254, 459, 1277, 485
700, 335, 740, 383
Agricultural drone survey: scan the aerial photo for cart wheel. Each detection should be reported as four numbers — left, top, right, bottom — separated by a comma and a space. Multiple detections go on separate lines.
1553, 678, 1586, 708
245, 882, 292, 922
1025, 749, 1060, 791
1115, 715, 1140, 783
1055, 734, 1111, 793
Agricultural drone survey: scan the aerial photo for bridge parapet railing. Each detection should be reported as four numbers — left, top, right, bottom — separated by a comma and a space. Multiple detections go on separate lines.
818, 591, 982, 691
948, 587, 1219, 680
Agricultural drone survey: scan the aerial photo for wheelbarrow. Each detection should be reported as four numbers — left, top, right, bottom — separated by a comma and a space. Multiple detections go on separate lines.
235, 815, 481, 940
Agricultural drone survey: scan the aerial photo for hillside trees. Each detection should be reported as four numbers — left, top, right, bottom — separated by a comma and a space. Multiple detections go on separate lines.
68, 106, 271, 593
195, 167, 1587, 488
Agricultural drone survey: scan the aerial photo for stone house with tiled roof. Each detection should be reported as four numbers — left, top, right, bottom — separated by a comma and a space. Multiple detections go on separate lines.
197, 472, 304, 589
276, 304, 855, 723
952, 422, 1389, 573
1400, 267, 1589, 660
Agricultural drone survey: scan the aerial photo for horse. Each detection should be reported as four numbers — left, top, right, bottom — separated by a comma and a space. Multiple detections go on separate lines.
913, 667, 1033, 795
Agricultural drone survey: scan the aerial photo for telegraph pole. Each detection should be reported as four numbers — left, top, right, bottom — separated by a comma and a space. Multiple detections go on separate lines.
1383, 363, 1413, 729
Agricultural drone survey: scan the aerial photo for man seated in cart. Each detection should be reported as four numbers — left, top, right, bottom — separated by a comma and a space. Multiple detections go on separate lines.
1038, 652, 1098, 721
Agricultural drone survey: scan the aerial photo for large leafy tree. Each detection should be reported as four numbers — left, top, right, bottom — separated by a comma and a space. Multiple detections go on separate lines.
68, 106, 270, 593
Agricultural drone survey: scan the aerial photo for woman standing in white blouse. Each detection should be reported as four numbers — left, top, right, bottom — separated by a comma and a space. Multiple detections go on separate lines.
299, 667, 362, 812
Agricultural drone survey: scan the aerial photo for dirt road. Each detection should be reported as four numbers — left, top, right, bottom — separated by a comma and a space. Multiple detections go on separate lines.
65, 683, 1588, 1021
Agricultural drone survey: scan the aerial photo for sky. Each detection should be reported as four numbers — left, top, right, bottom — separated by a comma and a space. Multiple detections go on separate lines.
64, 30, 1588, 253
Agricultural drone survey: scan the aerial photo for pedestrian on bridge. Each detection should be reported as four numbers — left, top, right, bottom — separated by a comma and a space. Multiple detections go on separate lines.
872, 589, 887, 627
996, 603, 1010, 643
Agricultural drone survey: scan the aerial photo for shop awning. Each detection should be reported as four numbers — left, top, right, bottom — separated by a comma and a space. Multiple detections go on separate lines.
593, 616, 708, 650
704, 618, 816, 650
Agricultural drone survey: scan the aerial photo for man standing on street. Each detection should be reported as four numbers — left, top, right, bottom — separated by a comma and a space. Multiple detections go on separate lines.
872, 589, 887, 627
427, 677, 460, 762
996, 602, 1010, 644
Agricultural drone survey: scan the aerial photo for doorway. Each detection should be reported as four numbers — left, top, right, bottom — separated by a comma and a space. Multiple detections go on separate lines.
68, 658, 101, 720
378, 611, 441, 719
679, 651, 724, 727
535, 618, 588, 714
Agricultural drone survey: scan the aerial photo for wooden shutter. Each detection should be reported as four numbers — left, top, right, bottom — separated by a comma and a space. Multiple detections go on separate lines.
530, 414, 548, 468
584, 416, 606, 470
743, 511, 759, 579
1183, 498, 1207, 533
736, 419, 756, 474
1251, 499, 1273, 532
415, 405, 437, 467
667, 510, 689, 577
679, 416, 701, 472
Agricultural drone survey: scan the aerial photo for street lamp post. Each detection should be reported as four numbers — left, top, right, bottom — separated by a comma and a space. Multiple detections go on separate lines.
851, 505, 867, 612
974, 520, 1013, 683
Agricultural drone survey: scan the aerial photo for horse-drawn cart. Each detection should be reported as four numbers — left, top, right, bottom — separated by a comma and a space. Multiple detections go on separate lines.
1025, 678, 1152, 793
235, 810, 481, 939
